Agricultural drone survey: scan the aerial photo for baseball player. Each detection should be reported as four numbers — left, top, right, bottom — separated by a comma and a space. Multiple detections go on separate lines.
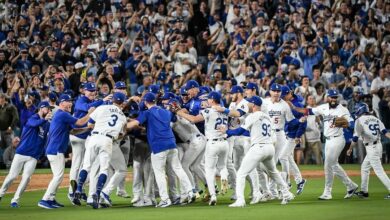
261, 84, 295, 197
0, 102, 51, 208
169, 98, 207, 197
38, 94, 94, 209
219, 96, 294, 207
347, 103, 390, 199
291, 90, 358, 200
177, 91, 229, 206
280, 86, 307, 194
68, 82, 109, 203
127, 92, 195, 208
73, 92, 127, 209
214, 85, 261, 203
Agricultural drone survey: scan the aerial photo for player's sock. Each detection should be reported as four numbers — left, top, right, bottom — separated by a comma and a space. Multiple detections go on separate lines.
77, 170, 88, 192
96, 174, 108, 196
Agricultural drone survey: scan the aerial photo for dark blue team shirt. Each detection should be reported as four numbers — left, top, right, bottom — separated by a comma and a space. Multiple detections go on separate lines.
73, 96, 103, 139
185, 96, 205, 134
136, 106, 176, 154
284, 95, 307, 139
45, 109, 78, 155
16, 114, 50, 160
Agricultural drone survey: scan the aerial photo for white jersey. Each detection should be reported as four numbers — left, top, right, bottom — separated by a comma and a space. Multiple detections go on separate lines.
172, 115, 202, 142
354, 115, 386, 144
261, 98, 294, 130
312, 103, 353, 138
200, 107, 228, 139
228, 98, 249, 129
89, 105, 127, 139
241, 111, 274, 145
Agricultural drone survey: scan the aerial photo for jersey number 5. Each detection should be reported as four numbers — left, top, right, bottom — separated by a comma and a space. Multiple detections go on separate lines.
215, 118, 228, 129
108, 114, 118, 127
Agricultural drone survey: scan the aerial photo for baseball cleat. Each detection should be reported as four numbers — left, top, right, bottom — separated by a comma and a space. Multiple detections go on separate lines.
92, 193, 99, 209
229, 200, 246, 208
67, 193, 74, 204
384, 194, 390, 200
188, 191, 196, 204
318, 194, 332, 200
101, 192, 112, 207
156, 199, 172, 208
172, 197, 181, 205
209, 195, 217, 206
72, 191, 82, 206
230, 193, 237, 201
355, 191, 369, 199
221, 179, 229, 195
81, 193, 88, 202
131, 196, 141, 204
10, 202, 19, 208
38, 200, 57, 209
344, 186, 358, 199
133, 200, 145, 207
250, 192, 262, 205
51, 200, 64, 208
281, 192, 294, 205
296, 179, 307, 195
116, 191, 131, 198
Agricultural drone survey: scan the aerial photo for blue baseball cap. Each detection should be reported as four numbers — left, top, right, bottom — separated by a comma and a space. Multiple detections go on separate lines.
115, 81, 126, 89
354, 103, 369, 117
230, 85, 244, 94
38, 101, 51, 109
327, 89, 339, 98
28, 91, 40, 100
246, 96, 262, 106
113, 92, 126, 103
143, 92, 156, 102
289, 59, 301, 69
246, 82, 258, 92
200, 86, 211, 94
185, 80, 199, 90
84, 82, 97, 92
281, 86, 291, 98
270, 83, 282, 91
162, 92, 176, 100
180, 87, 188, 96
49, 92, 57, 101
59, 94, 72, 103
208, 91, 221, 101
148, 84, 160, 94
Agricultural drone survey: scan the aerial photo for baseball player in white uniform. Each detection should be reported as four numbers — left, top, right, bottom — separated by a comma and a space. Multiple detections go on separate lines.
213, 86, 260, 202
261, 84, 295, 196
219, 96, 294, 207
73, 92, 127, 209
292, 90, 358, 200
177, 91, 229, 206
347, 103, 390, 199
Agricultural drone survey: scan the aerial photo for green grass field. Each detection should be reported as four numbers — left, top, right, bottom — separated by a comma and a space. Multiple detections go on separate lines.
0, 165, 390, 220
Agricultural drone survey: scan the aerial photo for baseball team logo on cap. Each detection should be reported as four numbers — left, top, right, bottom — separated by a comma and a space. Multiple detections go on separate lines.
270, 83, 282, 91
208, 91, 221, 101
327, 89, 339, 97
230, 85, 244, 94
246, 96, 262, 106
115, 81, 126, 89
113, 92, 126, 103
185, 80, 199, 90
84, 82, 97, 92
143, 92, 156, 102
59, 94, 72, 103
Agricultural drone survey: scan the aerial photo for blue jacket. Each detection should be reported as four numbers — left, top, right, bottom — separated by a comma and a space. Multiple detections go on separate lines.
298, 46, 324, 80
185, 95, 205, 134
16, 114, 50, 160
73, 96, 103, 139
284, 95, 307, 139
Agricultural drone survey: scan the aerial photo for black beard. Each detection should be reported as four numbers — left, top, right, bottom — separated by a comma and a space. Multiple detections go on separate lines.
329, 102, 338, 108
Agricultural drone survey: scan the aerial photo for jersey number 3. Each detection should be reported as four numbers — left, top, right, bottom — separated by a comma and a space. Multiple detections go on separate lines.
108, 114, 118, 127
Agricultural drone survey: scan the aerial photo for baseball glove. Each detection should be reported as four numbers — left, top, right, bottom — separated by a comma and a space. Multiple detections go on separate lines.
333, 117, 349, 128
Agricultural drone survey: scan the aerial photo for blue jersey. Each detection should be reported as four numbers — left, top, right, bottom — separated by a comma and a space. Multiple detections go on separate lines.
285, 95, 307, 139
185, 96, 205, 134
73, 96, 103, 139
16, 114, 50, 160
136, 106, 177, 154
45, 109, 78, 155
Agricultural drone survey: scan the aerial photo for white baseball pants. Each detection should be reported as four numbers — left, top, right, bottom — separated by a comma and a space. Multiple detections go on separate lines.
102, 141, 127, 195
117, 136, 130, 194
0, 154, 37, 203
220, 137, 237, 191
81, 135, 113, 176
324, 136, 356, 194
279, 138, 303, 184
43, 153, 65, 201
205, 139, 229, 196
361, 142, 390, 193
269, 131, 288, 194
151, 148, 192, 201
236, 144, 290, 203
132, 139, 154, 201
69, 135, 86, 194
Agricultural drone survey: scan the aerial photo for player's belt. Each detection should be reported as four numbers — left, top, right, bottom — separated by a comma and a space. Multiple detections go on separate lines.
325, 135, 341, 140
251, 143, 272, 147
364, 141, 378, 146
92, 131, 114, 139
186, 134, 202, 143
207, 137, 227, 142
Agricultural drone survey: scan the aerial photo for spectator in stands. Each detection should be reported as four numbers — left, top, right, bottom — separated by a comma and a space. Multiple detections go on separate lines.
3, 137, 19, 169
